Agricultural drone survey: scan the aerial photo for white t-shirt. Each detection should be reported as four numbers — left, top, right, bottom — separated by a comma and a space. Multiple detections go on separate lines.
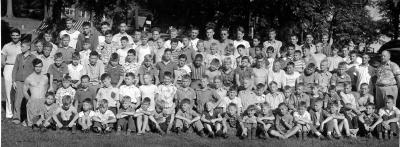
233, 40, 250, 56
78, 110, 95, 118
68, 64, 85, 81
94, 110, 115, 122
175, 65, 191, 81
139, 84, 158, 111
135, 45, 152, 64
190, 38, 199, 51
60, 30, 80, 49
164, 40, 184, 49
293, 111, 312, 122
285, 71, 301, 87
119, 85, 141, 104
219, 96, 243, 110
117, 48, 130, 65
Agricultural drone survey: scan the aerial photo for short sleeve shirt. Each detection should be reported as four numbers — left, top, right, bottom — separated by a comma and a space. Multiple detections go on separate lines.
96, 87, 119, 107
78, 110, 96, 118
176, 109, 199, 120
119, 85, 141, 104
379, 106, 400, 117
1, 42, 21, 64
376, 61, 400, 86
94, 110, 115, 122
48, 63, 68, 80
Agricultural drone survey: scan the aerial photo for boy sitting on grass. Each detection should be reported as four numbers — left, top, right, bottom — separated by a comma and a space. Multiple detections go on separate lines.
175, 98, 205, 136
92, 99, 117, 134
149, 100, 175, 135
257, 102, 275, 139
377, 96, 400, 140
136, 97, 153, 136
358, 103, 381, 138
116, 96, 140, 135
31, 92, 59, 132
201, 102, 223, 138
78, 99, 95, 133
52, 95, 79, 133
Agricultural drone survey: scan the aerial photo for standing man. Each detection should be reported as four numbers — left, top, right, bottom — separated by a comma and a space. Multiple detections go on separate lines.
98, 21, 111, 45
289, 35, 302, 52
190, 27, 200, 51
76, 21, 100, 52
301, 33, 316, 54
218, 27, 233, 55
112, 23, 134, 47
59, 18, 80, 49
263, 29, 282, 58
375, 51, 400, 108
24, 59, 49, 127
11, 40, 37, 124
203, 27, 219, 53
321, 33, 333, 57
1, 29, 21, 119
149, 27, 161, 49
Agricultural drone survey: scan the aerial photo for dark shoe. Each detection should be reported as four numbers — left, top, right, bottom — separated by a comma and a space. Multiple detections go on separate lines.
198, 130, 206, 137
176, 128, 182, 135
12, 119, 21, 125
366, 132, 372, 138
71, 127, 77, 134
222, 133, 229, 139
215, 130, 223, 137
326, 134, 333, 140
251, 128, 257, 140
209, 132, 215, 138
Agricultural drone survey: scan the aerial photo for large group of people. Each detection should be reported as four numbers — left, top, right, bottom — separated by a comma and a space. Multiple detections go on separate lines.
1, 17, 400, 141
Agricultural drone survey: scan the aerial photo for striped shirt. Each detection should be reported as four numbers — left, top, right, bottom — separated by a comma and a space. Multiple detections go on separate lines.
190, 64, 206, 80
170, 49, 182, 63
293, 59, 306, 73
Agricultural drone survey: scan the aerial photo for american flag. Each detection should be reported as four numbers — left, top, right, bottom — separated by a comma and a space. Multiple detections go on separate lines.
33, 19, 88, 34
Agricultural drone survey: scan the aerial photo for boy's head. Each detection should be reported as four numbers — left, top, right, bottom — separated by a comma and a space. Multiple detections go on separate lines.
32, 59, 43, 74
320, 59, 329, 71
385, 95, 395, 108
196, 40, 205, 52
278, 103, 288, 115
100, 73, 111, 87
143, 74, 153, 85
61, 75, 71, 88
240, 56, 250, 68
361, 53, 370, 64
272, 60, 281, 72
222, 57, 232, 68
295, 83, 304, 94
89, 51, 100, 65
265, 46, 274, 58
227, 103, 238, 115
255, 83, 265, 96
178, 54, 187, 67
287, 44, 295, 55
141, 97, 151, 110
43, 42, 52, 57
82, 98, 93, 111
104, 30, 113, 43
194, 54, 203, 66
62, 95, 72, 108
246, 105, 257, 116
343, 82, 352, 94
328, 103, 339, 113
294, 50, 302, 60
213, 76, 223, 88
268, 29, 276, 40
109, 52, 119, 66
80, 75, 90, 89
143, 55, 152, 67
54, 52, 63, 66
206, 27, 215, 39
310, 83, 320, 95
170, 38, 179, 49
365, 103, 375, 115
83, 38, 91, 50
98, 99, 109, 113
61, 34, 70, 46
253, 37, 260, 46
225, 43, 235, 55
298, 101, 307, 114
140, 32, 148, 45
237, 45, 246, 56
182, 35, 190, 47
163, 71, 173, 85
181, 74, 191, 88
261, 102, 271, 114
21, 40, 31, 53
155, 100, 165, 113
162, 49, 172, 61
205, 102, 214, 112
283, 86, 292, 98
124, 72, 135, 86
210, 43, 218, 54
269, 81, 278, 92
200, 75, 210, 89
72, 52, 80, 65
360, 83, 369, 94
127, 49, 137, 62
228, 86, 238, 99
209, 59, 220, 71
180, 98, 191, 111
120, 36, 129, 48
302, 45, 311, 56
45, 92, 56, 105
349, 51, 358, 61
313, 99, 323, 111
286, 62, 295, 74
236, 26, 245, 39
305, 63, 316, 75
243, 78, 253, 89
255, 55, 264, 68
121, 96, 132, 109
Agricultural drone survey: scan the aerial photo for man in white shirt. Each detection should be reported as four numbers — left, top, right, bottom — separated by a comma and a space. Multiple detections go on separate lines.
190, 27, 200, 51
301, 33, 316, 54
290, 35, 302, 52
112, 23, 134, 47
164, 28, 183, 49
263, 29, 282, 58
59, 18, 80, 49
1, 29, 21, 118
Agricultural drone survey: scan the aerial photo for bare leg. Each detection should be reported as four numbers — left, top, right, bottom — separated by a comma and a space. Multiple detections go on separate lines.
205, 123, 214, 134
270, 130, 287, 139
137, 115, 143, 134
284, 125, 301, 138
142, 115, 149, 133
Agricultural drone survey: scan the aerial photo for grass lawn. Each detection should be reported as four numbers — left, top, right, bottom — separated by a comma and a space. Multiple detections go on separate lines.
2, 114, 399, 147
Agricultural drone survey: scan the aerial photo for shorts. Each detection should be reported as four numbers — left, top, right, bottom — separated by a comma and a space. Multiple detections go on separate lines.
150, 115, 173, 132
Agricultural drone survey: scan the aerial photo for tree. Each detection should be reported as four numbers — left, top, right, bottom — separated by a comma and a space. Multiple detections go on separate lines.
376, 0, 400, 39
5, 0, 14, 17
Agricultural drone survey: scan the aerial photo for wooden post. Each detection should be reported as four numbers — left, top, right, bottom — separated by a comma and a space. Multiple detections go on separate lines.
135, 5, 139, 30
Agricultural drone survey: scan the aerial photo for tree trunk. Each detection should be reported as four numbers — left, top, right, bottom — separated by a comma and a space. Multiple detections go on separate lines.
44, 0, 48, 18
5, 0, 14, 17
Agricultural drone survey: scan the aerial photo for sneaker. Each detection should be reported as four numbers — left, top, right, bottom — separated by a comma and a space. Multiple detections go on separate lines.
222, 133, 229, 139
366, 132, 372, 138
209, 132, 215, 138
126, 130, 131, 136
215, 130, 223, 137
326, 134, 333, 140
176, 128, 182, 135
12, 119, 21, 125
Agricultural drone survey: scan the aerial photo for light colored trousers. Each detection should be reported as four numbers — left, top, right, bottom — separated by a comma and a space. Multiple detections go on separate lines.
376, 85, 399, 108
3, 65, 13, 118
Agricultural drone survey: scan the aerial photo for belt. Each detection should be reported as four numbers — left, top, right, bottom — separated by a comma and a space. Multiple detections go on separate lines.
5, 63, 14, 65
377, 84, 396, 87
53, 79, 62, 82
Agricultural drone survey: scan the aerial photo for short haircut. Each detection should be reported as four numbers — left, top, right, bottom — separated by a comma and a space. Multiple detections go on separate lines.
302, 44, 310, 50
261, 102, 271, 108
246, 105, 257, 112
152, 27, 161, 33
195, 54, 203, 60
43, 41, 53, 48
296, 82, 305, 88
62, 95, 72, 105
269, 81, 278, 87
386, 95, 395, 101
125, 72, 135, 79
227, 103, 238, 109
32, 58, 43, 67
121, 36, 129, 41
287, 43, 295, 49
202, 75, 209, 80
164, 49, 172, 54
229, 86, 238, 92
349, 50, 358, 56
328, 85, 336, 91
54, 52, 63, 59
237, 26, 245, 33
101, 21, 110, 26
90, 51, 99, 57
81, 75, 90, 81
164, 71, 172, 78
294, 50, 302, 54
338, 61, 347, 68
83, 38, 91, 44
72, 52, 80, 60
100, 73, 110, 81
278, 102, 288, 108
283, 85, 292, 92
286, 62, 295, 67
178, 54, 187, 60
366, 103, 375, 109
256, 83, 265, 89
82, 21, 91, 27
104, 30, 113, 36
61, 34, 70, 39
182, 74, 191, 80
210, 59, 220, 66
127, 49, 136, 56
237, 44, 245, 49
299, 101, 307, 108
360, 83, 369, 87
181, 98, 190, 106
121, 96, 132, 104
65, 17, 74, 23
83, 98, 92, 105
266, 46, 274, 52
10, 28, 21, 35
62, 75, 71, 81
45, 91, 55, 98
241, 56, 250, 62
171, 38, 179, 43
109, 52, 119, 62
307, 63, 316, 69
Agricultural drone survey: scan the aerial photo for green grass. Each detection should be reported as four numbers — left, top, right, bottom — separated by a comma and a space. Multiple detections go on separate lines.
2, 116, 398, 147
